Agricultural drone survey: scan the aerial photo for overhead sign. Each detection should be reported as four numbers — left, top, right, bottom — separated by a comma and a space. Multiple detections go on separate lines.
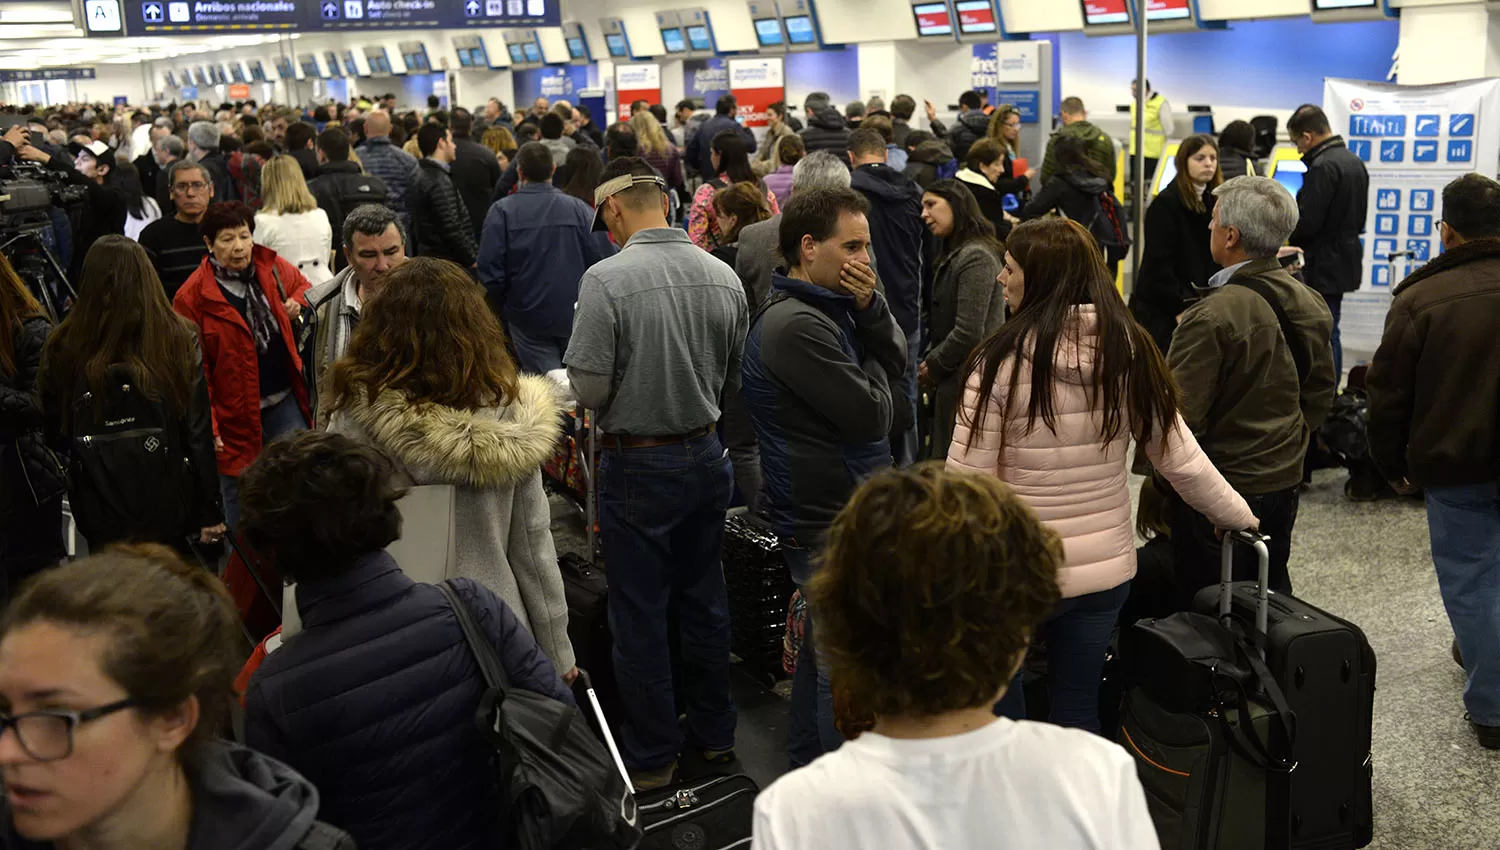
99, 0, 557, 34
229, 82, 251, 98
0, 68, 97, 82
85, 0, 125, 32
614, 64, 661, 121
315, 0, 556, 31
128, 0, 301, 33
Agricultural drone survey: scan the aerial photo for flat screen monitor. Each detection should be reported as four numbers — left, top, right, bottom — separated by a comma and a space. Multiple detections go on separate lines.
1272, 160, 1307, 196
1313, 0, 1377, 7
955, 0, 996, 33
1081, 0, 1129, 25
300, 56, 320, 78
508, 43, 526, 63
343, 51, 359, 76
605, 33, 627, 56
272, 59, 291, 80
324, 51, 341, 77
165, 71, 177, 88
521, 41, 541, 62
912, 2, 953, 36
754, 18, 783, 45
250, 61, 266, 81
686, 25, 712, 51
567, 36, 586, 58
660, 27, 686, 53
1145, 0, 1191, 20
365, 48, 392, 75
785, 15, 815, 43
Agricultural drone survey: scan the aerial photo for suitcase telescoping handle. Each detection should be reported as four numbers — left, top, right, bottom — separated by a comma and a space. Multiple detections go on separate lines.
579, 669, 635, 796
1219, 529, 1272, 652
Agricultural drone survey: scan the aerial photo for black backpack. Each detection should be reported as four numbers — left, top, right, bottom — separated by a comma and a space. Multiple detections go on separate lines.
1086, 190, 1132, 263
66, 366, 194, 546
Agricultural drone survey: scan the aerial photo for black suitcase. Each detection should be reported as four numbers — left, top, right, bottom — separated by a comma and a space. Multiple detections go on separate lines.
721, 514, 795, 679
638, 774, 758, 850
1193, 577, 1375, 849
1119, 531, 1299, 850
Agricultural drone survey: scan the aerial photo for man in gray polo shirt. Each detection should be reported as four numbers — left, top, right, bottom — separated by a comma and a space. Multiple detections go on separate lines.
565, 157, 748, 790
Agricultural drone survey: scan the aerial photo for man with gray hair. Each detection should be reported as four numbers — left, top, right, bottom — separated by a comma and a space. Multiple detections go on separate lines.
735, 150, 870, 309
186, 119, 235, 203
138, 124, 179, 209
1167, 175, 1336, 599
304, 203, 408, 423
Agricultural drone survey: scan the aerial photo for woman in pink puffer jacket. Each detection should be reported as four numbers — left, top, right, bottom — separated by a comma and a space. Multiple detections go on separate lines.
949, 217, 1256, 734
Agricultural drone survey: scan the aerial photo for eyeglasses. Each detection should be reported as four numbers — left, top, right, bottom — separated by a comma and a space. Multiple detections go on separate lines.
172, 181, 209, 195
0, 699, 136, 762
1004, 121, 1022, 130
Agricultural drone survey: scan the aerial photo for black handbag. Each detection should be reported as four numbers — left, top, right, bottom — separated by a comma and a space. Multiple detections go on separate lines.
437, 581, 642, 850
270, 265, 319, 407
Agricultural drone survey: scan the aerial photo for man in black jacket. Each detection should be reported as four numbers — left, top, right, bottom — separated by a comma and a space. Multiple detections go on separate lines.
408, 123, 477, 267
449, 108, 502, 239
1287, 104, 1369, 383
133, 123, 172, 206
686, 95, 755, 180
284, 120, 320, 181
309, 127, 390, 272
187, 120, 235, 204
799, 92, 851, 156
847, 128, 930, 466
927, 90, 991, 163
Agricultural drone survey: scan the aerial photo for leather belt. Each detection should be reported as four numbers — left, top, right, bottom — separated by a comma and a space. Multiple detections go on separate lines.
600, 424, 715, 450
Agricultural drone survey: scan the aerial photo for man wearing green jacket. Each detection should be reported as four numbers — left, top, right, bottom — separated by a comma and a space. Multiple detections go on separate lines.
1039, 97, 1116, 185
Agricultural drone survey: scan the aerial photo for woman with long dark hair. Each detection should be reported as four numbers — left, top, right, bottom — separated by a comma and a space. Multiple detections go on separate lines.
324, 258, 577, 677
918, 180, 1006, 459
949, 218, 1256, 733
0, 252, 64, 596
40, 236, 223, 551
687, 130, 780, 250
559, 145, 606, 206
119, 162, 162, 241
1130, 133, 1223, 353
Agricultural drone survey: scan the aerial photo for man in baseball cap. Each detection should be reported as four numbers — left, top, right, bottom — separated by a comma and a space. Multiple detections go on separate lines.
565, 156, 749, 791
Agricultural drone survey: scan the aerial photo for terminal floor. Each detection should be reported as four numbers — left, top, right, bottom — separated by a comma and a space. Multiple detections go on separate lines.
549, 467, 1499, 848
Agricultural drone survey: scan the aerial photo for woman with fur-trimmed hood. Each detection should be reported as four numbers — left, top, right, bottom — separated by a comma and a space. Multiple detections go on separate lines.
322, 257, 576, 677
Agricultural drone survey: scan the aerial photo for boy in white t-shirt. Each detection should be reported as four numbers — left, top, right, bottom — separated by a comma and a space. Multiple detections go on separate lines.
752, 464, 1161, 850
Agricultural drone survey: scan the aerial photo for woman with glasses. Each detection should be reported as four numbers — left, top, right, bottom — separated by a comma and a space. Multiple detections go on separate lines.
985, 105, 1036, 199
138, 160, 217, 300
0, 543, 353, 849
173, 201, 313, 529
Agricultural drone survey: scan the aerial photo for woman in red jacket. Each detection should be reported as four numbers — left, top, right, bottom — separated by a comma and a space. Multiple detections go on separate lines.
173, 201, 312, 528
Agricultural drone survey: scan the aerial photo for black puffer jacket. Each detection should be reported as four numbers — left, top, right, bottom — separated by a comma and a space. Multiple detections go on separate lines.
1022, 167, 1111, 225
308, 161, 390, 271
1289, 136, 1369, 295
800, 108, 852, 155
409, 158, 478, 267
936, 110, 992, 162
1131, 184, 1218, 354
0, 316, 64, 513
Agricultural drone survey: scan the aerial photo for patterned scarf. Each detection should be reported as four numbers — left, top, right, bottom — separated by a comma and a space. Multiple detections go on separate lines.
210, 256, 279, 355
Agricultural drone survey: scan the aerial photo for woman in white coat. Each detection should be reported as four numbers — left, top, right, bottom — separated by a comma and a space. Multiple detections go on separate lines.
254, 154, 334, 286
323, 258, 576, 679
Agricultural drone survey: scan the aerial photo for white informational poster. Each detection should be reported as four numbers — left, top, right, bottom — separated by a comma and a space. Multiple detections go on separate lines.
1323, 77, 1500, 358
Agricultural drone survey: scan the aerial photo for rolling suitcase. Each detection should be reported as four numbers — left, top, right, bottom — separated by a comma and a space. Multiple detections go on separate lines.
638, 774, 758, 850
1118, 531, 1298, 850
1193, 566, 1376, 848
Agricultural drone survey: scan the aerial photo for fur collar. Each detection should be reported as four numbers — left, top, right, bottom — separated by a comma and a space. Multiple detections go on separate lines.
1394, 237, 1500, 296
342, 374, 564, 488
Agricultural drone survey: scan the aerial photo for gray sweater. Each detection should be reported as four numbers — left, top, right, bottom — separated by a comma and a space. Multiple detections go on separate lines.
327, 375, 575, 671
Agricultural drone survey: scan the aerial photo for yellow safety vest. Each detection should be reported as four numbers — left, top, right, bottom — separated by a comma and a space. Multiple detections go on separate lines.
1129, 93, 1167, 159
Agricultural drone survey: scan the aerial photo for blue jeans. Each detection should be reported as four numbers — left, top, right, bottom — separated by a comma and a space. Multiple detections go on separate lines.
1321, 291, 1343, 388
1426, 483, 1500, 726
220, 394, 308, 530
508, 323, 568, 375
1038, 582, 1130, 733
600, 433, 736, 770
785, 546, 841, 768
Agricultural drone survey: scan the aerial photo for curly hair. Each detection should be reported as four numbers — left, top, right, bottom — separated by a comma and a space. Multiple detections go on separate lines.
238, 431, 403, 583
324, 257, 520, 412
807, 462, 1062, 719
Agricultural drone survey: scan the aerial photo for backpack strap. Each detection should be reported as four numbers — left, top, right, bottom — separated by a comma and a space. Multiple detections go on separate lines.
752, 289, 796, 325
1228, 276, 1312, 386
297, 821, 355, 850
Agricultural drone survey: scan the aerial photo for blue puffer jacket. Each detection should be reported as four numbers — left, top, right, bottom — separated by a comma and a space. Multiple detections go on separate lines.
243, 552, 574, 850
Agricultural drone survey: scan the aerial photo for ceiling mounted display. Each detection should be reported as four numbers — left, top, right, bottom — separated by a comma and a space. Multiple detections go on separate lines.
911, 0, 954, 39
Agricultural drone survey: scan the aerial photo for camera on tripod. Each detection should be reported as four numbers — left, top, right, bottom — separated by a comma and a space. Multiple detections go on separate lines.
0, 160, 85, 320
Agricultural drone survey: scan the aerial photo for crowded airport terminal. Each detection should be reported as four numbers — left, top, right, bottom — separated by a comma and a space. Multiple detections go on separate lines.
0, 0, 1497, 847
